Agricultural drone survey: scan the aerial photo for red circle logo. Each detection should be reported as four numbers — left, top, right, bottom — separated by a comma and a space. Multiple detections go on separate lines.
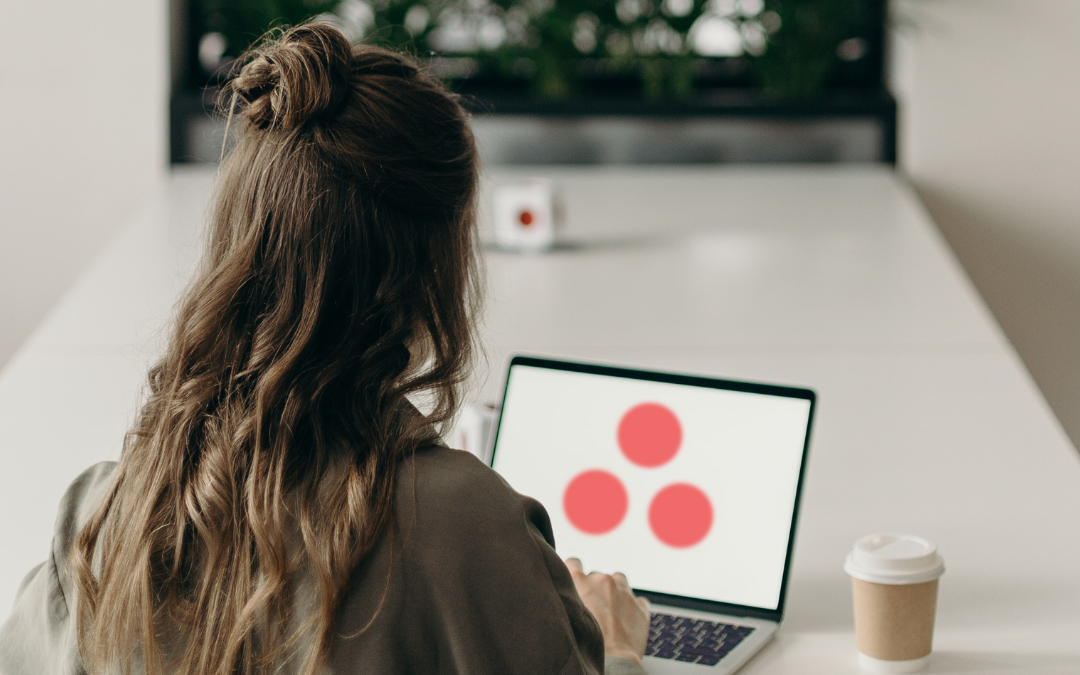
648, 483, 713, 548
617, 403, 682, 468
563, 470, 629, 534
518, 210, 534, 226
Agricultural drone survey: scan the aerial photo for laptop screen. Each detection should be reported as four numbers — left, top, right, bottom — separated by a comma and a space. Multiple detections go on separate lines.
490, 357, 815, 615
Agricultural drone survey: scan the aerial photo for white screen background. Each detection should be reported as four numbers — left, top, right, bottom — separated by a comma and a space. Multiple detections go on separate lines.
492, 365, 811, 610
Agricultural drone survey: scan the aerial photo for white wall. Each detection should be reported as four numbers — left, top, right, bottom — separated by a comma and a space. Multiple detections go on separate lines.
0, 0, 168, 369
891, 0, 1080, 451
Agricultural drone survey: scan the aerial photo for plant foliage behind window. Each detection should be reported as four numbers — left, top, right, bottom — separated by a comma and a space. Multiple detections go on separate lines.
188, 0, 883, 100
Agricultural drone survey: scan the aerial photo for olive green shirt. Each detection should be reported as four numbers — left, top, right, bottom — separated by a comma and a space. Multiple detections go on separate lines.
0, 448, 647, 675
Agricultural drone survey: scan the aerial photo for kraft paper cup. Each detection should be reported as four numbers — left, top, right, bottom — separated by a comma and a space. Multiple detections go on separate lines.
844, 534, 945, 674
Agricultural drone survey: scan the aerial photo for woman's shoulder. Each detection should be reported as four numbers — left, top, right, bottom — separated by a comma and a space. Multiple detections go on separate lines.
402, 445, 542, 530
53, 462, 118, 556
406, 445, 510, 496
0, 462, 118, 673
396, 444, 559, 555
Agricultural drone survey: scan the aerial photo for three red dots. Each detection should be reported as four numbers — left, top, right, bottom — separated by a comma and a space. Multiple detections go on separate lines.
563, 403, 714, 548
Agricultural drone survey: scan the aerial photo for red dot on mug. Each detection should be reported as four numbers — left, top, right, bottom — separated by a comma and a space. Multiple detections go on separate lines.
563, 470, 628, 535
618, 403, 682, 468
648, 483, 713, 548
518, 210, 534, 226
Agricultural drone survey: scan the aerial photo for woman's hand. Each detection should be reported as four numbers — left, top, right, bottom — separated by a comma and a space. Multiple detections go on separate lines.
565, 558, 652, 666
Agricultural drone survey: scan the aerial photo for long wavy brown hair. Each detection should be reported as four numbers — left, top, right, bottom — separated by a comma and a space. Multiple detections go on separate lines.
71, 22, 480, 675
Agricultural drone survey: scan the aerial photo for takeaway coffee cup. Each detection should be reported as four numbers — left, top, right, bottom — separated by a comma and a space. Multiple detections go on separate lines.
844, 534, 945, 673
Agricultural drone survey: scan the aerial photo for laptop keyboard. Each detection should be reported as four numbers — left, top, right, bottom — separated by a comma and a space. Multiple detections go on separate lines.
646, 612, 755, 667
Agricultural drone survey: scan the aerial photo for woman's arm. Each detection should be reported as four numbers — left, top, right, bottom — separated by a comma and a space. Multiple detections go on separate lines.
565, 559, 651, 675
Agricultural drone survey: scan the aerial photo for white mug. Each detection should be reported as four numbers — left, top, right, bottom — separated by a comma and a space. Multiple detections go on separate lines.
492, 179, 556, 252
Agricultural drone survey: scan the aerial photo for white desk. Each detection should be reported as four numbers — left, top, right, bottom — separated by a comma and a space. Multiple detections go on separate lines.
1, 165, 1078, 673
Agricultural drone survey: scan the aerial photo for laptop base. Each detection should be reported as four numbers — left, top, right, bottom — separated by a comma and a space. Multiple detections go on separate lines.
643, 603, 778, 674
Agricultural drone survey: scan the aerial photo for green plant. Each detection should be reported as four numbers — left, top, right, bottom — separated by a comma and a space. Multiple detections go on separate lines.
752, 0, 863, 98
191, 0, 873, 100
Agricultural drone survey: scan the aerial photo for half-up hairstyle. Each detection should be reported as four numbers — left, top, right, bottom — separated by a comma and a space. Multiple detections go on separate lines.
71, 21, 480, 675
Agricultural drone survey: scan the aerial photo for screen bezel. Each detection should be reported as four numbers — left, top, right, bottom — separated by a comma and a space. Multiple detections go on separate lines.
488, 355, 816, 623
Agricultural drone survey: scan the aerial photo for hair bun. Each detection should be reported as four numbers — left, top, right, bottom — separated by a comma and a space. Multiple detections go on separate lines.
231, 22, 353, 131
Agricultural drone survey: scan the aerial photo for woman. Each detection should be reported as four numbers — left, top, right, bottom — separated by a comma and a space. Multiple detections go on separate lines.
0, 21, 651, 675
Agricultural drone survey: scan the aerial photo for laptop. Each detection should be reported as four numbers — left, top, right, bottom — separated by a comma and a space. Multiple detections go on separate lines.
489, 356, 816, 674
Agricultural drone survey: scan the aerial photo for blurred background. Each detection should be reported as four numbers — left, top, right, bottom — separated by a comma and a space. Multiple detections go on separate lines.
170, 0, 893, 164
1, 0, 1078, 451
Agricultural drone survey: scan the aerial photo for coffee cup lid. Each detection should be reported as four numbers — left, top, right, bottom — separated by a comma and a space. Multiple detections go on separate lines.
844, 533, 945, 585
